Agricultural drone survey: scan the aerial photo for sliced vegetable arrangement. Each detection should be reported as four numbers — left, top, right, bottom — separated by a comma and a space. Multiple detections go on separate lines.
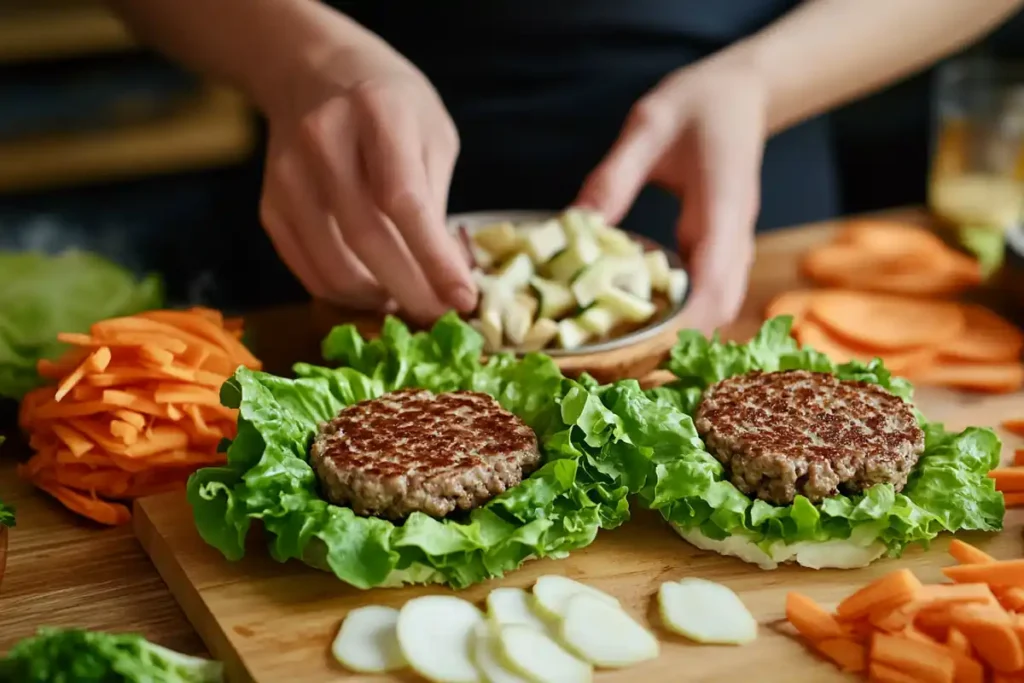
331, 574, 757, 682
786, 540, 1024, 682
0, 627, 222, 682
463, 209, 689, 351
17, 308, 260, 525
779, 219, 1024, 393
187, 312, 675, 589
641, 316, 1005, 569
0, 250, 162, 399
767, 289, 1024, 392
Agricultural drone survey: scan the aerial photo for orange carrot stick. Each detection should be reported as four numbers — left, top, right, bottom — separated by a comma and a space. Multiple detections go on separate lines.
786, 593, 847, 641
949, 540, 996, 565
815, 638, 866, 673
989, 469, 1024, 493
837, 569, 922, 620
943, 559, 1024, 586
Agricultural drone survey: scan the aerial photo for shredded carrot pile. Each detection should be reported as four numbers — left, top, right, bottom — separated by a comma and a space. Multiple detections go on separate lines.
766, 220, 1024, 394
17, 308, 261, 525
786, 540, 1024, 683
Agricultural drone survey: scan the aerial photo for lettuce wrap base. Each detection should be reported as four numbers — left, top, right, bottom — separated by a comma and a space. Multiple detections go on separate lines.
642, 316, 1005, 568
187, 313, 666, 589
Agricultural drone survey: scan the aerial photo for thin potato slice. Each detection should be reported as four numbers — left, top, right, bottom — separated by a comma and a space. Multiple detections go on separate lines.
659, 578, 758, 645
486, 587, 549, 631
499, 624, 592, 683
331, 605, 406, 673
397, 596, 484, 683
532, 575, 619, 619
560, 594, 659, 667
471, 622, 530, 683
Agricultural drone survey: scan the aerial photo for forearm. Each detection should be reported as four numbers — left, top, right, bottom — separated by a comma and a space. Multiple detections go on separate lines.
719, 0, 1024, 133
106, 0, 380, 113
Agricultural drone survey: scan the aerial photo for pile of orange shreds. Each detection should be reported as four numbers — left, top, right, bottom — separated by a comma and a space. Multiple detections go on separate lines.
17, 308, 261, 526
767, 220, 1024, 394
986, 420, 1024, 510
786, 540, 1024, 683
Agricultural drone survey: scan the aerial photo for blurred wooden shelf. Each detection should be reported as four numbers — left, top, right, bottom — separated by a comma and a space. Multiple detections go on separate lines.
0, 2, 136, 64
0, 86, 256, 193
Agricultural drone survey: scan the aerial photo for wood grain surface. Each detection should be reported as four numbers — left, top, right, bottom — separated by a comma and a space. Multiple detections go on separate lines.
0, 209, 1020, 683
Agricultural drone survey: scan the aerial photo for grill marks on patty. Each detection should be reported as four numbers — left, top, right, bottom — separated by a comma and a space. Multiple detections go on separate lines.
310, 389, 541, 519
695, 370, 925, 505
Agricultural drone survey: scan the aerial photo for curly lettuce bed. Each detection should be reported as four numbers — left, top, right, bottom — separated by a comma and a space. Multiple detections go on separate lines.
641, 316, 1005, 566
186, 313, 669, 589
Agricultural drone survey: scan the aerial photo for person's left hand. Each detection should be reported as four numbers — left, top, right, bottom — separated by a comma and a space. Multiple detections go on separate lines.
574, 61, 769, 334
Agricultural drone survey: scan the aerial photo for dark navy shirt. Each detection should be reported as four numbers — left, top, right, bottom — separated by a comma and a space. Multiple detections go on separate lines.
337, 0, 840, 246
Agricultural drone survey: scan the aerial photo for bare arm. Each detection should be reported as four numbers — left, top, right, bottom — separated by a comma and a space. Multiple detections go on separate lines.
105, 0, 386, 114
717, 0, 1024, 133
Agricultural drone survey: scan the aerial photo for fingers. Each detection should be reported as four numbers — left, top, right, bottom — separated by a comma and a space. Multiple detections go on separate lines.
258, 198, 329, 300
263, 141, 389, 310
677, 110, 765, 334
574, 99, 677, 225
298, 97, 450, 324
358, 87, 476, 311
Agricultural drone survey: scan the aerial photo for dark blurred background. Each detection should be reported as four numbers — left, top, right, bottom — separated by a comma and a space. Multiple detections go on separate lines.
1, 1, 1022, 313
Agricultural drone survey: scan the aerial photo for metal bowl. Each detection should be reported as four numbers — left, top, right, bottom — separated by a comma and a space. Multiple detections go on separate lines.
447, 210, 690, 358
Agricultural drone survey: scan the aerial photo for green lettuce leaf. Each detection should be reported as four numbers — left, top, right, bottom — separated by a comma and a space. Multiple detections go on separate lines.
0, 627, 222, 682
0, 251, 163, 399
187, 312, 653, 589
642, 316, 1004, 554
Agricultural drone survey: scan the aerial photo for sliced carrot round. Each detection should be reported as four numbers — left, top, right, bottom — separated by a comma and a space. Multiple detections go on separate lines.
906, 361, 1024, 394
764, 290, 818, 328
940, 304, 1023, 363
808, 291, 964, 351
797, 321, 936, 374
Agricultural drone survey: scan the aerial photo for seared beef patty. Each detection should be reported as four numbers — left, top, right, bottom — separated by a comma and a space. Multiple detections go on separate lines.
310, 389, 541, 519
694, 370, 924, 505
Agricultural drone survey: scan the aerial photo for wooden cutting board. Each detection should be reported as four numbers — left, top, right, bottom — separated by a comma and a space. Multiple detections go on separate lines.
133, 385, 1024, 683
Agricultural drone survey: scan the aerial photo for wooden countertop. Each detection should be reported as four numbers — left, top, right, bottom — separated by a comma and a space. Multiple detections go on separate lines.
0, 209, 1014, 659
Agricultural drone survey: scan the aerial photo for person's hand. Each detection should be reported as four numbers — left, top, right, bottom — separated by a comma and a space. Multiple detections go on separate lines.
575, 62, 768, 334
258, 36, 476, 324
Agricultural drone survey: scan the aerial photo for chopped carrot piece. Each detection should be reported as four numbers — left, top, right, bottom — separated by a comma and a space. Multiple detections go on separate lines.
1005, 420, 1024, 438
1005, 493, 1024, 508
989, 469, 1024, 493
54, 346, 111, 402
944, 560, 1024, 586
951, 604, 1024, 672
764, 290, 817, 329
815, 638, 866, 673
49, 423, 94, 458
949, 540, 996, 565
786, 592, 847, 641
871, 631, 956, 683
946, 627, 971, 654
34, 480, 131, 526
809, 291, 965, 351
939, 304, 1024, 364
869, 661, 927, 683
1015, 449, 1024, 468
837, 569, 922, 620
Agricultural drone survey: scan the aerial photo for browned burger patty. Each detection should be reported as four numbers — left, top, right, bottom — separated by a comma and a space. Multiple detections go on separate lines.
694, 370, 924, 505
310, 388, 541, 519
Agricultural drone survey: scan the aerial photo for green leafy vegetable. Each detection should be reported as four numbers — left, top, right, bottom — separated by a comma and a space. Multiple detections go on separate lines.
187, 312, 656, 589
640, 316, 1004, 556
0, 250, 163, 399
0, 627, 222, 682
956, 225, 1005, 279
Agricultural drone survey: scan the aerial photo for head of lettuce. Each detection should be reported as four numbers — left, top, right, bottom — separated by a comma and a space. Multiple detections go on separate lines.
0, 251, 162, 399
642, 316, 1005, 569
187, 313, 669, 589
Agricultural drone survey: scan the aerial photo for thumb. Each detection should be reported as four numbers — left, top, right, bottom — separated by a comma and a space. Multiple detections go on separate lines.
573, 102, 675, 225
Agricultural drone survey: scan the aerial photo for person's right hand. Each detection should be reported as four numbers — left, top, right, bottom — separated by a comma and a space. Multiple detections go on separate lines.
258, 34, 476, 324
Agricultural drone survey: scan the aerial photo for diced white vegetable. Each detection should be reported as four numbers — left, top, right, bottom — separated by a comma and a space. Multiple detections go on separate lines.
471, 244, 496, 270
519, 318, 559, 353
569, 261, 611, 308
486, 587, 550, 631
560, 594, 659, 668
498, 625, 592, 683
472, 269, 497, 291
596, 288, 657, 324
666, 268, 689, 306
397, 595, 484, 683
495, 253, 535, 291
609, 255, 651, 300
471, 623, 530, 683
529, 276, 575, 320
658, 578, 758, 645
331, 605, 406, 673
503, 293, 537, 346
546, 238, 602, 283
577, 305, 621, 338
559, 208, 601, 245
477, 290, 507, 351
531, 575, 619, 620
473, 222, 520, 259
595, 226, 643, 257
643, 250, 671, 291
522, 220, 568, 264
556, 318, 591, 350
